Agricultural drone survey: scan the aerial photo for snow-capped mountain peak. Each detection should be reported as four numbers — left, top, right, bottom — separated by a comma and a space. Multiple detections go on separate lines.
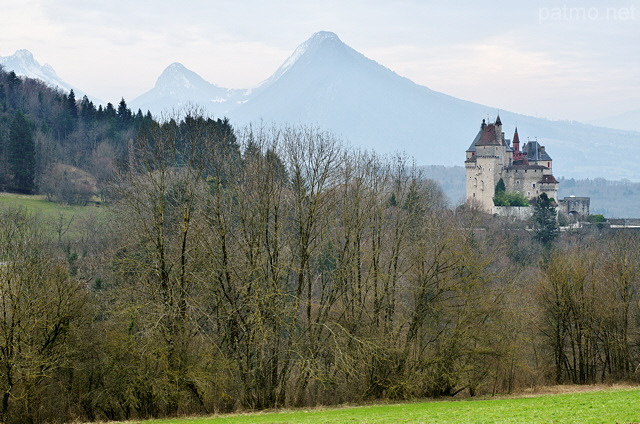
285, 31, 343, 65
133, 31, 640, 182
260, 31, 347, 88
13, 49, 36, 61
155, 62, 198, 91
131, 62, 248, 116
1, 49, 59, 84
0, 49, 101, 103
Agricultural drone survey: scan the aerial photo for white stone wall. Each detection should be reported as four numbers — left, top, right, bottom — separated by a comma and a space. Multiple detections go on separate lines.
492, 206, 534, 219
501, 167, 557, 201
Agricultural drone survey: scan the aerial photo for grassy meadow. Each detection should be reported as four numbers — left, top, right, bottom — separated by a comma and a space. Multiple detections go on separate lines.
125, 386, 640, 424
0, 192, 108, 239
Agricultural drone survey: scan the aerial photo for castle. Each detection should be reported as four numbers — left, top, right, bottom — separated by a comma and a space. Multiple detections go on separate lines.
465, 116, 559, 213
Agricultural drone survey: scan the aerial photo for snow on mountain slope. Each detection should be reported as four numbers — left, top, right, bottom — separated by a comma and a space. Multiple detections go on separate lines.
106, 31, 640, 180
225, 32, 640, 180
0, 49, 100, 103
130, 62, 248, 117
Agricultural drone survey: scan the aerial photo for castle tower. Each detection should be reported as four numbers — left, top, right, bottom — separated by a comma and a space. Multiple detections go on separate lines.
465, 116, 509, 212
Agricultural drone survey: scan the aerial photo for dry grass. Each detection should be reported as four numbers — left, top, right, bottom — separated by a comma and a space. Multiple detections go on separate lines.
517, 382, 639, 396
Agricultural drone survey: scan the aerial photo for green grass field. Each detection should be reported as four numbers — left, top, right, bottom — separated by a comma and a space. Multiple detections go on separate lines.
131, 387, 640, 424
0, 192, 108, 239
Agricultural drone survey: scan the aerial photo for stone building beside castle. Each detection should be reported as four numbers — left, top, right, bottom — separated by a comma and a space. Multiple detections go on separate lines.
465, 116, 560, 213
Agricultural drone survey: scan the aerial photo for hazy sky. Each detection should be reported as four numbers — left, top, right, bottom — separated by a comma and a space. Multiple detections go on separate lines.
1, 0, 638, 122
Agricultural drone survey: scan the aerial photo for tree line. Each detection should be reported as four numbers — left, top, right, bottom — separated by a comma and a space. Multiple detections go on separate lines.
0, 116, 638, 423
0, 73, 638, 422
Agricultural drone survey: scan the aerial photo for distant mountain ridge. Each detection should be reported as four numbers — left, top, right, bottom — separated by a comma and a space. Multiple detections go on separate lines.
591, 109, 640, 133
131, 31, 640, 181
4, 35, 639, 181
0, 49, 101, 104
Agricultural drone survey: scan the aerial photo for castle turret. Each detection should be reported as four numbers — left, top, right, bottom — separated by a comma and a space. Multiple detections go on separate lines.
512, 127, 526, 163
465, 117, 509, 212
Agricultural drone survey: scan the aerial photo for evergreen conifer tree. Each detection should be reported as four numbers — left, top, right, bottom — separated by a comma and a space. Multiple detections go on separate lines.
104, 102, 116, 119
67, 89, 78, 119
8, 110, 36, 193
79, 95, 96, 121
117, 97, 132, 126
495, 178, 506, 194
532, 192, 558, 245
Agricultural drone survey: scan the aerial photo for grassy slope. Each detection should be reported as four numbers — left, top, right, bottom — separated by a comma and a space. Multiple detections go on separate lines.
0, 193, 108, 239
132, 387, 640, 424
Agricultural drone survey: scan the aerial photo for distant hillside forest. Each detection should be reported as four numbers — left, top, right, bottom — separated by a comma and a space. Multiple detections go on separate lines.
1, 67, 640, 424
558, 177, 640, 218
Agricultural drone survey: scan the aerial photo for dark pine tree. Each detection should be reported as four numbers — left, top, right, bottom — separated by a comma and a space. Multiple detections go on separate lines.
67, 89, 78, 119
532, 192, 559, 245
495, 178, 506, 194
117, 97, 132, 127
104, 102, 117, 119
0, 82, 6, 111
79, 95, 96, 121
8, 110, 36, 193
5, 71, 21, 109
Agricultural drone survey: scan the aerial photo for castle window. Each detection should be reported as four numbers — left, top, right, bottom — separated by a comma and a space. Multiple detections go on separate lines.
527, 191, 531, 197
533, 183, 536, 188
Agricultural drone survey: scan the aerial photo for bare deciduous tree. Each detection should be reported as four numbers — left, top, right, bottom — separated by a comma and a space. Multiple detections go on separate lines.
0, 207, 86, 423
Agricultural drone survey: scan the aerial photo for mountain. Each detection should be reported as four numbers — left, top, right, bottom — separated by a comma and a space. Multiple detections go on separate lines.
130, 62, 248, 117
230, 31, 485, 165
590, 109, 640, 133
0, 49, 100, 103
132, 31, 640, 181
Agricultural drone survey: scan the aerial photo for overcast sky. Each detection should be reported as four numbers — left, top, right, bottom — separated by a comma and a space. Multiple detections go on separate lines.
1, 0, 638, 122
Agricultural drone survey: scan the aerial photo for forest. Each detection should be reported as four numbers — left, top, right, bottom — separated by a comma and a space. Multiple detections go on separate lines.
0, 67, 639, 423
